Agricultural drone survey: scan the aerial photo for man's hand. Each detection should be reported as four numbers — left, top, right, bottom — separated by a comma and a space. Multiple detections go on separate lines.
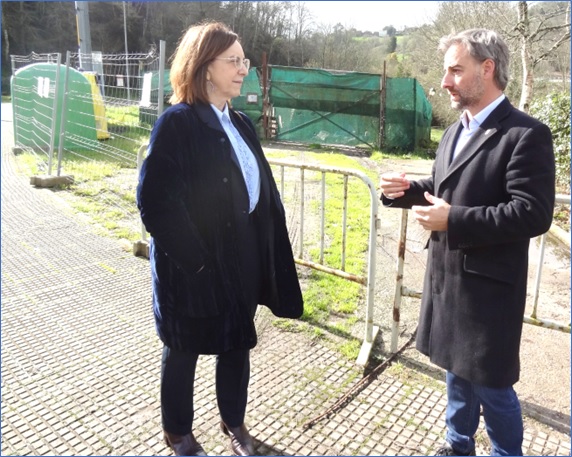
379, 172, 410, 199
411, 192, 450, 231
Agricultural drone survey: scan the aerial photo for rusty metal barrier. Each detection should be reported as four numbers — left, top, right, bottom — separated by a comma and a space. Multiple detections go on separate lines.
390, 194, 571, 352
268, 159, 380, 366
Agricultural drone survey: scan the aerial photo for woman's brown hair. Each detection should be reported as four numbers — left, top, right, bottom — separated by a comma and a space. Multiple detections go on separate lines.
169, 21, 238, 105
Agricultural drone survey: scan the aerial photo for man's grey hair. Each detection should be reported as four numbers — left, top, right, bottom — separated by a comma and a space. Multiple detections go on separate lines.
439, 29, 510, 91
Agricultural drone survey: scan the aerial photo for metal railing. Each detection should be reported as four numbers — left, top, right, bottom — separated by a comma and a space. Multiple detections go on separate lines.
390, 194, 571, 352
268, 159, 380, 365
525, 194, 571, 332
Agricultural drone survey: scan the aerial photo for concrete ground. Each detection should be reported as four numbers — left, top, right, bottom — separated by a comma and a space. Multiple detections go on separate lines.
2, 102, 570, 456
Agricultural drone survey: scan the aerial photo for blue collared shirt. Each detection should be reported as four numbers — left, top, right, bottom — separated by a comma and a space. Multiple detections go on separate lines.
211, 104, 260, 213
453, 94, 506, 161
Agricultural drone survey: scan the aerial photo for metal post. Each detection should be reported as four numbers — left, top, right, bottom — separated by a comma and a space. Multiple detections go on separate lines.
123, 1, 131, 102
47, 53, 62, 176
531, 233, 547, 319
158, 40, 166, 116
341, 175, 348, 271
56, 52, 72, 177
320, 172, 326, 265
379, 60, 387, 150
280, 166, 284, 199
11, 55, 19, 147
299, 168, 305, 258
75, 1, 93, 71
391, 209, 408, 353
262, 52, 269, 139
137, 144, 149, 241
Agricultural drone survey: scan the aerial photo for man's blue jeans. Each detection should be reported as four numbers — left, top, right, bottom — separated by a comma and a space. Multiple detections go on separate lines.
445, 371, 523, 456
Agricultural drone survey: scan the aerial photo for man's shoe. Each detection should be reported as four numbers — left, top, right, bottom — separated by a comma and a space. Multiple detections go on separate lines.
434, 442, 476, 456
220, 421, 255, 456
164, 430, 208, 456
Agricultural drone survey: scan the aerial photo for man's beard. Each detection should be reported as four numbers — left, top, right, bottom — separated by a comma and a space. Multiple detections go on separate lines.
450, 74, 485, 111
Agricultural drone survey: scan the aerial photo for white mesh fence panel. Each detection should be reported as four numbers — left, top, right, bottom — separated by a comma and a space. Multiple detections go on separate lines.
11, 50, 163, 241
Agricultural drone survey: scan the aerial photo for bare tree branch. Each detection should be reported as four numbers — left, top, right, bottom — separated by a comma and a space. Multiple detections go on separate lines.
534, 30, 571, 65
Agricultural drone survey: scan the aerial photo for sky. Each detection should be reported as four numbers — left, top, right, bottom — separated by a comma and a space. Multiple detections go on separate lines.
303, 1, 441, 32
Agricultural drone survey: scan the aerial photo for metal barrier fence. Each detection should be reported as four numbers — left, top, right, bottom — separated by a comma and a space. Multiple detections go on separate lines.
267, 159, 380, 365
390, 195, 571, 353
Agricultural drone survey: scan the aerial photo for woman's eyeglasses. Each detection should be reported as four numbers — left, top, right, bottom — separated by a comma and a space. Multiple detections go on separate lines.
214, 56, 251, 71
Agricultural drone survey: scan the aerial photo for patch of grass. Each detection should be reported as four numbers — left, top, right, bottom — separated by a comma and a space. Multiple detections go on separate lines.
103, 220, 119, 230
273, 318, 304, 332
386, 360, 446, 393
62, 155, 123, 180
339, 339, 361, 360
266, 149, 375, 360
70, 200, 95, 214
311, 327, 325, 341
553, 204, 570, 231
370, 147, 433, 162
13, 152, 44, 175
73, 185, 102, 197
14, 126, 145, 241
431, 127, 445, 143
106, 104, 141, 127
368, 127, 444, 161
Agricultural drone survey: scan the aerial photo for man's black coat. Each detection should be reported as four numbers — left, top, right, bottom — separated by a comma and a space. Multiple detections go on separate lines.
383, 98, 555, 388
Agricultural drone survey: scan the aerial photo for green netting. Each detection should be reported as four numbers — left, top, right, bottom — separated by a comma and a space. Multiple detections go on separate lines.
147, 69, 172, 103
139, 65, 432, 151
230, 68, 263, 136
385, 78, 432, 150
415, 78, 433, 148
270, 66, 380, 148
268, 66, 431, 150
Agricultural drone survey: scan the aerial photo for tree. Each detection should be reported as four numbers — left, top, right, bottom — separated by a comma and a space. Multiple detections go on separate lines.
511, 1, 571, 111
402, 1, 570, 125
387, 35, 397, 53
383, 25, 396, 37
530, 92, 571, 193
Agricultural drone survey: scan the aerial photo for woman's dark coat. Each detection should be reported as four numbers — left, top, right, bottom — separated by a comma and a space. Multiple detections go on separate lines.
383, 99, 555, 388
137, 102, 303, 354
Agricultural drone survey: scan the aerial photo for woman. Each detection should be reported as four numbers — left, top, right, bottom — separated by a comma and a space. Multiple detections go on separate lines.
136, 21, 303, 456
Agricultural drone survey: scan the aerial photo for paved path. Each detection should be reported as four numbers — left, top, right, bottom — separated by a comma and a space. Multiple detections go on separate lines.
2, 103, 570, 456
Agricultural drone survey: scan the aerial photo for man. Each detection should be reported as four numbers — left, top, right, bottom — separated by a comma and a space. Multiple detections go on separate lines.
379, 29, 555, 456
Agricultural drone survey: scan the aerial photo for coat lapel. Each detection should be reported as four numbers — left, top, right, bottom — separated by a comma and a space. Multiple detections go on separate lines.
193, 102, 225, 133
193, 102, 242, 169
437, 98, 513, 193
438, 122, 463, 180
446, 123, 499, 176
